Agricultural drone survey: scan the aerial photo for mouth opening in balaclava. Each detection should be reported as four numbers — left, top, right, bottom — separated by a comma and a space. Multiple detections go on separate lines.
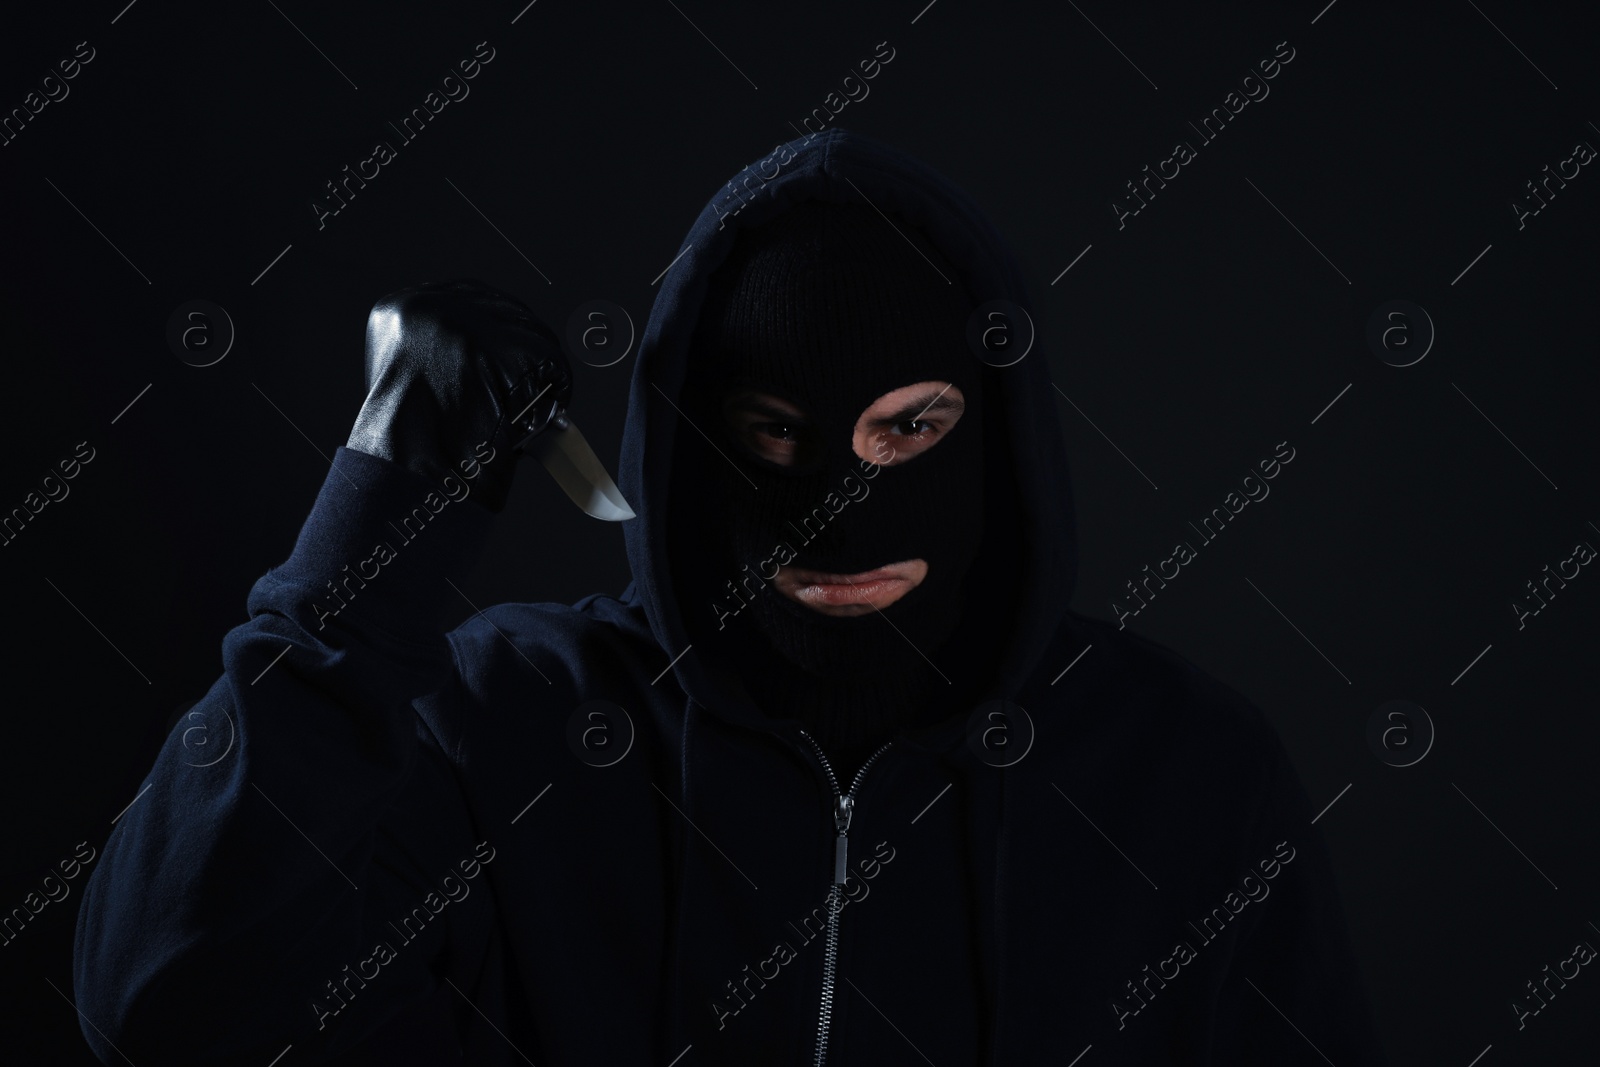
668, 198, 1018, 772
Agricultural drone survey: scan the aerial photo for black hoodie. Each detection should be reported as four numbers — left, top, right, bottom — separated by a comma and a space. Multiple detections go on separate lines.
73, 126, 1388, 1065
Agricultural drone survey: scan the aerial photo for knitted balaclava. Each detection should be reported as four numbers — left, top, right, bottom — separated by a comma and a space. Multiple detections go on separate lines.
671, 198, 987, 766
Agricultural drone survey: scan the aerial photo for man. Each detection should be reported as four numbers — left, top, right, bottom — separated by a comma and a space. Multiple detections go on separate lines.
74, 127, 1387, 1064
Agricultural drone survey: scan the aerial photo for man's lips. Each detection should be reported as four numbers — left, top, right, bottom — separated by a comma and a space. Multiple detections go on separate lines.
773, 559, 929, 615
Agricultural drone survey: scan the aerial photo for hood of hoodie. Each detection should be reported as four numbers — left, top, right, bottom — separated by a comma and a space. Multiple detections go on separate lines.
619, 126, 1077, 740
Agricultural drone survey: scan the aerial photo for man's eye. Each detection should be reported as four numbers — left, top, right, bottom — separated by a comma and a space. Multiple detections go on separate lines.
734, 418, 815, 465
891, 419, 935, 437
756, 422, 804, 442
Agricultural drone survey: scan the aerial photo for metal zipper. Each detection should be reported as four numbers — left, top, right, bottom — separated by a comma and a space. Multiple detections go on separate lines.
798, 731, 893, 1067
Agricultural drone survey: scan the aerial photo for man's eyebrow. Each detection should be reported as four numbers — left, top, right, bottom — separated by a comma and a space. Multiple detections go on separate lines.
879, 389, 965, 423
724, 392, 807, 420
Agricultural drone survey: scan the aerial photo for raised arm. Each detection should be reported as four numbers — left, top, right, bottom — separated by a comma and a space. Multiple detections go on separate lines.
72, 280, 571, 1065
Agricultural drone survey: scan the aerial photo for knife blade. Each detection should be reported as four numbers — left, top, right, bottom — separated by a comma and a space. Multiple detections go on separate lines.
520, 413, 636, 521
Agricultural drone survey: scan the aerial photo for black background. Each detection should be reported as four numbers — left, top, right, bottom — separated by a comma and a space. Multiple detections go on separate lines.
2, 0, 1596, 1062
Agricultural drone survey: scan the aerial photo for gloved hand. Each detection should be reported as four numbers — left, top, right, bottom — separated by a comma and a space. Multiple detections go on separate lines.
345, 278, 572, 513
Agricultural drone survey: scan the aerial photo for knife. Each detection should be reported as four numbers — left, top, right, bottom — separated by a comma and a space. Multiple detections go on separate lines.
515, 409, 635, 521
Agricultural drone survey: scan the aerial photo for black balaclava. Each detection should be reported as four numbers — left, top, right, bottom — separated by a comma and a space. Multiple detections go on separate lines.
672, 198, 989, 772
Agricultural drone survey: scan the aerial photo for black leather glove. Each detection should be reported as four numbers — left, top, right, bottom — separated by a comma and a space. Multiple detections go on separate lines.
345, 279, 571, 513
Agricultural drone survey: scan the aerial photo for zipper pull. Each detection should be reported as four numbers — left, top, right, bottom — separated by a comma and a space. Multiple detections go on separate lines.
833, 794, 854, 885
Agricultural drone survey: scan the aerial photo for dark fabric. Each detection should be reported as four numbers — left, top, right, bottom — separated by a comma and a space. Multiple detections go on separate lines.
73, 127, 1389, 1066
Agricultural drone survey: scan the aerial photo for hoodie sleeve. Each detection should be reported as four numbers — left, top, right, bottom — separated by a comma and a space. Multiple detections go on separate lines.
1208, 733, 1390, 1065
73, 445, 499, 1066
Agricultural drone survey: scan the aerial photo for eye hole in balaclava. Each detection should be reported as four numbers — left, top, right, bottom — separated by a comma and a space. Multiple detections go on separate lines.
668, 198, 993, 765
